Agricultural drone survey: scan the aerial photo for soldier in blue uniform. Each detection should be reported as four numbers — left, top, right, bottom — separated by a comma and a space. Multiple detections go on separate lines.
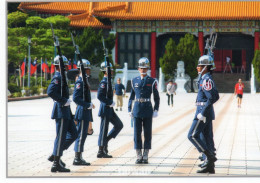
188, 55, 219, 174
97, 62, 124, 158
47, 55, 78, 172
73, 59, 94, 166
128, 57, 160, 164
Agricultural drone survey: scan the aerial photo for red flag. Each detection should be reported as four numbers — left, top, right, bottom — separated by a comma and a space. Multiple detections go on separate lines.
42, 60, 50, 73
73, 61, 77, 69
51, 63, 55, 74
20, 58, 26, 77
30, 58, 37, 75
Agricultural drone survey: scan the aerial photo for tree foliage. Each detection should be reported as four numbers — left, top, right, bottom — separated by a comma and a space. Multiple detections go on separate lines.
176, 33, 200, 80
8, 11, 116, 74
159, 38, 179, 81
8, 12, 74, 70
252, 49, 260, 82
160, 33, 200, 81
75, 27, 116, 66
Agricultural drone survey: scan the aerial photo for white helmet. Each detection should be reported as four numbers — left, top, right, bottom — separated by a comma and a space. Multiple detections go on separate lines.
138, 57, 150, 69
77, 59, 91, 69
198, 55, 216, 70
100, 61, 113, 71
54, 55, 68, 65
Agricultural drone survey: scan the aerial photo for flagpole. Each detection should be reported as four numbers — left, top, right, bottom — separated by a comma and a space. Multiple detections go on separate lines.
35, 57, 37, 86
51, 57, 53, 79
41, 57, 42, 88
27, 37, 31, 88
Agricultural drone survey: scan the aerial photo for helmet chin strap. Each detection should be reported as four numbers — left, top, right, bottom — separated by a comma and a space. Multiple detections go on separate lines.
197, 65, 207, 83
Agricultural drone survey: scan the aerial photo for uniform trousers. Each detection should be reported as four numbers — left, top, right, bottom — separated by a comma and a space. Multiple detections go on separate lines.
98, 112, 123, 146
188, 117, 213, 153
74, 120, 90, 152
53, 118, 77, 156
134, 117, 153, 149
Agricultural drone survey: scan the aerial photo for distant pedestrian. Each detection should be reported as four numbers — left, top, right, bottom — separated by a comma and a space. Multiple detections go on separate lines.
114, 78, 125, 111
166, 81, 176, 107
234, 78, 244, 108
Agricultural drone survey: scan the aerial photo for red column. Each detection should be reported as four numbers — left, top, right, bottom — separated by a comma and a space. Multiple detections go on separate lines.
198, 31, 204, 56
150, 32, 156, 78
254, 31, 259, 50
115, 32, 118, 64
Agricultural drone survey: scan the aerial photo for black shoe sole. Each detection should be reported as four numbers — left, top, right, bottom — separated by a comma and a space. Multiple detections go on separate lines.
51, 168, 70, 173
73, 162, 91, 166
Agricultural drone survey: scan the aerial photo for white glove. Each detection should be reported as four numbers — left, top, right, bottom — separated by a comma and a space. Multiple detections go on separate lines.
197, 113, 206, 123
87, 103, 93, 109
109, 101, 115, 107
153, 110, 158, 118
129, 112, 133, 118
64, 99, 72, 106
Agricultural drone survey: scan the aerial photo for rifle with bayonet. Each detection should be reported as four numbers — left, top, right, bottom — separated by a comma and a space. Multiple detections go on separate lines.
102, 37, 113, 100
71, 32, 91, 103
50, 23, 69, 99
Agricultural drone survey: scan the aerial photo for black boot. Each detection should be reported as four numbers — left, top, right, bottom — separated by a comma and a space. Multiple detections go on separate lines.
197, 162, 215, 174
51, 156, 70, 173
48, 154, 66, 167
202, 150, 217, 167
97, 146, 113, 158
135, 149, 143, 164
142, 149, 149, 164
73, 152, 90, 166
104, 145, 108, 154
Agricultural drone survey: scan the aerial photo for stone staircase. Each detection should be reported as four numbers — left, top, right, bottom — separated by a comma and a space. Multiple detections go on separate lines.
212, 73, 250, 93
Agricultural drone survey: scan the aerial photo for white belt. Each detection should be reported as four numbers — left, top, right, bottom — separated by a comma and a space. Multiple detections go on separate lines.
136, 98, 151, 103
195, 102, 206, 106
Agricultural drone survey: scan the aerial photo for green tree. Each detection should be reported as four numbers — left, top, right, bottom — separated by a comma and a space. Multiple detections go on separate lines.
252, 50, 260, 82
8, 13, 73, 71
75, 27, 116, 66
160, 33, 200, 91
176, 33, 200, 83
159, 38, 179, 81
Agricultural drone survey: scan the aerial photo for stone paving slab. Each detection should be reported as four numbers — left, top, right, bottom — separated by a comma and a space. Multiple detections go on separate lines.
7, 93, 260, 177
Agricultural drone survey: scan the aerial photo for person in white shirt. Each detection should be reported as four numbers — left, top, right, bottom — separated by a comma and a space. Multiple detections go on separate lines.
166, 81, 176, 107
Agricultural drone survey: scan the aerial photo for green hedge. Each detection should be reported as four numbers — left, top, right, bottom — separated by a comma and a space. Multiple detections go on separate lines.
252, 50, 260, 82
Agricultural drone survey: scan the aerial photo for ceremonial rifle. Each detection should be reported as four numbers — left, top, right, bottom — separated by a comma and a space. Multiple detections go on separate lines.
50, 23, 68, 98
71, 32, 91, 103
102, 37, 113, 100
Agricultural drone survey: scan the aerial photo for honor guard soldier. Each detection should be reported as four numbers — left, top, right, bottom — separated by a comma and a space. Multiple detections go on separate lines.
73, 59, 94, 165
128, 57, 160, 164
187, 55, 219, 174
47, 55, 78, 172
97, 61, 124, 158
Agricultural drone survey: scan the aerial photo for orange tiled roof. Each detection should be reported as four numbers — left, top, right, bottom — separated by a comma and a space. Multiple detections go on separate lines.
94, 1, 260, 20
18, 1, 260, 28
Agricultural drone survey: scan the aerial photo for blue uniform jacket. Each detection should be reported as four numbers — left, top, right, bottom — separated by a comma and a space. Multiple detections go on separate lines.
128, 75, 160, 118
97, 77, 114, 117
195, 72, 219, 120
73, 76, 93, 122
47, 71, 72, 119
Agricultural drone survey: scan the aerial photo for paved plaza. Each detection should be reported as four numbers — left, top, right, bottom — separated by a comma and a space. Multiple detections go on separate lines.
7, 92, 260, 177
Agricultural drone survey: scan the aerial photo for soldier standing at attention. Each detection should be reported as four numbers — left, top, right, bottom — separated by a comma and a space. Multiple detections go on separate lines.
47, 55, 78, 172
97, 61, 124, 158
73, 59, 94, 165
188, 55, 219, 174
128, 57, 160, 164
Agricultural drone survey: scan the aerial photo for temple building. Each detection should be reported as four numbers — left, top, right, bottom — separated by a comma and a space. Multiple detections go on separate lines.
18, 1, 260, 80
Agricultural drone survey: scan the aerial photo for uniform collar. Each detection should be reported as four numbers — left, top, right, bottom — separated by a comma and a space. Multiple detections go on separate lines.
202, 72, 210, 79
140, 75, 148, 80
